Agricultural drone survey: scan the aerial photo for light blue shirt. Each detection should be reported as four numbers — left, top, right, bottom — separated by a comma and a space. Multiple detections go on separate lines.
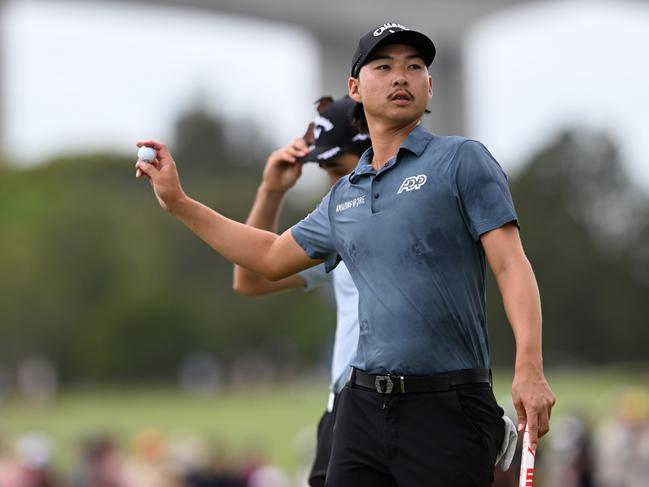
291, 126, 518, 375
300, 262, 359, 393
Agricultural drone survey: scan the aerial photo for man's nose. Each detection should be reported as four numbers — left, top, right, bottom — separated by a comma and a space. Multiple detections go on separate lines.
392, 75, 408, 86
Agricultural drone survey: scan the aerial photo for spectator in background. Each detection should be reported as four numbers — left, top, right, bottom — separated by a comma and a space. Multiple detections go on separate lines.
596, 388, 649, 487
69, 436, 125, 487
543, 414, 594, 487
4, 432, 59, 487
121, 430, 173, 487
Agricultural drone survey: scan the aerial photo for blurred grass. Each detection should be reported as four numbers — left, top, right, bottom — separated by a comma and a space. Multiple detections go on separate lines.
1, 366, 648, 474
0, 381, 330, 473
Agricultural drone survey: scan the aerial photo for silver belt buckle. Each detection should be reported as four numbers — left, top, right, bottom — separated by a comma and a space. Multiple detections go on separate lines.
374, 375, 394, 394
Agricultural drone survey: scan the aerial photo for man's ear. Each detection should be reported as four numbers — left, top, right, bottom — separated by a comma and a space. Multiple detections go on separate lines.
348, 77, 362, 103
428, 75, 433, 99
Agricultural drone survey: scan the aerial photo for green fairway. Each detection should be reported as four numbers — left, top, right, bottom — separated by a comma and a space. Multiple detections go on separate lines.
0, 381, 330, 473
1, 367, 647, 474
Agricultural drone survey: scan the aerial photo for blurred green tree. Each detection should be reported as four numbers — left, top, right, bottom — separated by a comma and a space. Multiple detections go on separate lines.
0, 107, 332, 384
487, 130, 649, 366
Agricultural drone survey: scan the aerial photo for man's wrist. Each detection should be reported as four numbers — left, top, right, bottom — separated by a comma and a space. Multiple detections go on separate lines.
167, 193, 193, 215
514, 355, 544, 375
258, 183, 288, 199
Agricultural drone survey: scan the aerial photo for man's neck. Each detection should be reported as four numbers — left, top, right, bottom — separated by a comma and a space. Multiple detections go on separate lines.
368, 119, 420, 170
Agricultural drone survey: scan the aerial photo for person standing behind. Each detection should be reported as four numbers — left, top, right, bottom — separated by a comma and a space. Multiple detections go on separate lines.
232, 96, 370, 487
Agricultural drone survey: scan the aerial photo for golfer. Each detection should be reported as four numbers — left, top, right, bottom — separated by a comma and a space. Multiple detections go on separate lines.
135, 22, 555, 486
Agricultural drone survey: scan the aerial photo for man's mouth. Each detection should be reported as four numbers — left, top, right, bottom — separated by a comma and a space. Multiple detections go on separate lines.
390, 91, 413, 104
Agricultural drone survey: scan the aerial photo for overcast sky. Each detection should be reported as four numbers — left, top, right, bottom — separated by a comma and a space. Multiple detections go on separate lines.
2, 0, 319, 163
464, 0, 649, 190
3, 0, 649, 192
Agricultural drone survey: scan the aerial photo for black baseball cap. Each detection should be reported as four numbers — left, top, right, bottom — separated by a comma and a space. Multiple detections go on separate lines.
351, 22, 436, 78
301, 95, 371, 165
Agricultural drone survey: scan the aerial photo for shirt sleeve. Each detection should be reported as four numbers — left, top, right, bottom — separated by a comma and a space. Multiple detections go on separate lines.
454, 140, 519, 241
290, 190, 340, 272
298, 264, 330, 292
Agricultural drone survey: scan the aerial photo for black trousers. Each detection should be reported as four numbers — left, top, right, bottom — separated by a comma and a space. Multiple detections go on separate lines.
309, 395, 339, 487
325, 382, 505, 487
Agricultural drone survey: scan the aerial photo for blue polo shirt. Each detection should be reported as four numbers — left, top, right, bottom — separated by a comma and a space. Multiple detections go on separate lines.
291, 125, 518, 375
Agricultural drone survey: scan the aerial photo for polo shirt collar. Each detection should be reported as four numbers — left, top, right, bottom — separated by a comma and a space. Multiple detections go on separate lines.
348, 125, 434, 183
400, 124, 434, 157
348, 148, 375, 183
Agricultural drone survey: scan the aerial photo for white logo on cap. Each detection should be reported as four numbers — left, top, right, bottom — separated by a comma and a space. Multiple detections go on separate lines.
352, 133, 369, 142
313, 115, 334, 141
318, 147, 341, 160
374, 23, 408, 37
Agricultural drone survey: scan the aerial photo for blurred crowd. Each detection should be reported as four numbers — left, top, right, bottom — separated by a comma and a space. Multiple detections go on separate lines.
1, 387, 649, 487
0, 429, 308, 487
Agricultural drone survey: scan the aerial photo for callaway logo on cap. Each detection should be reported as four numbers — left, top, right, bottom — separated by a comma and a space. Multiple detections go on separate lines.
351, 22, 436, 78
373, 22, 408, 37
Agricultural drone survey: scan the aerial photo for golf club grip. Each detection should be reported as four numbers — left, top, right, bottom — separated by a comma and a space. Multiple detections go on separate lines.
519, 429, 536, 487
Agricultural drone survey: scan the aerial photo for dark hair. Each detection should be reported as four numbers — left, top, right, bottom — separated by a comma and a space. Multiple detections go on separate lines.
350, 102, 369, 135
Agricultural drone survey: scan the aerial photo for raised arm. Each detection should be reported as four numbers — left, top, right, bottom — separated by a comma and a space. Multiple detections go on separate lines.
233, 138, 311, 295
135, 140, 321, 280
481, 223, 556, 447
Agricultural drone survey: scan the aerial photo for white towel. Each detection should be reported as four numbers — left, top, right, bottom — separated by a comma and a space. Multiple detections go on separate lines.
495, 415, 518, 471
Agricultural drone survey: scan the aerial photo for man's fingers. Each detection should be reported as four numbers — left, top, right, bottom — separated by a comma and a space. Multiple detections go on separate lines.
283, 150, 298, 163
136, 161, 160, 179
526, 412, 540, 446
292, 137, 309, 151
289, 138, 309, 159
269, 148, 299, 165
286, 146, 307, 160
514, 401, 527, 432
537, 408, 551, 438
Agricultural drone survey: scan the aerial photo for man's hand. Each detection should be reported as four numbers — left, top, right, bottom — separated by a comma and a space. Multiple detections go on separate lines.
261, 138, 308, 193
512, 365, 556, 447
135, 140, 187, 212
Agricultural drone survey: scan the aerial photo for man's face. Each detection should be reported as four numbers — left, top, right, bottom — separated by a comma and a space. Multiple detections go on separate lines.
319, 153, 359, 187
348, 43, 432, 129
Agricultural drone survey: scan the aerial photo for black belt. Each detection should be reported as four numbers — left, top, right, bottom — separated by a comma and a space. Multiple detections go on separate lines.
351, 367, 491, 394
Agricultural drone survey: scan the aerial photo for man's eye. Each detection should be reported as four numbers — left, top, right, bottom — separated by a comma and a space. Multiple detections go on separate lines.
376, 64, 390, 70
409, 64, 423, 70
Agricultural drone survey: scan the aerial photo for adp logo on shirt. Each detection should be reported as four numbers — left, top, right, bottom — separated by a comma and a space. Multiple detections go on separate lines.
397, 174, 427, 194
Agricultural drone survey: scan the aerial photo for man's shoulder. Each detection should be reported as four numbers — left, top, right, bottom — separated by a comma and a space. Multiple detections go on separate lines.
428, 134, 474, 150
409, 133, 475, 169
408, 130, 469, 157
424, 136, 494, 166
414, 125, 485, 149
329, 172, 353, 197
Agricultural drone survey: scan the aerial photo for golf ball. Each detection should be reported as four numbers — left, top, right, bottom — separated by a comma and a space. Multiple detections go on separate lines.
138, 146, 157, 162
